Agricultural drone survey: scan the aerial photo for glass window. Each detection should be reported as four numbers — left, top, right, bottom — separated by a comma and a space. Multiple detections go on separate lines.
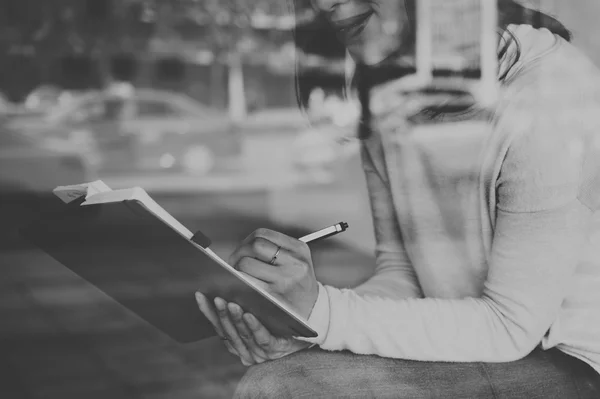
0, 127, 31, 148
136, 100, 181, 118
64, 98, 107, 123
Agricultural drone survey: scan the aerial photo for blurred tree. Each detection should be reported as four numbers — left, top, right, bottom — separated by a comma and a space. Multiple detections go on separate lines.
0, 0, 152, 98
0, 0, 318, 104
111, 53, 140, 82
154, 0, 298, 117
154, 56, 186, 82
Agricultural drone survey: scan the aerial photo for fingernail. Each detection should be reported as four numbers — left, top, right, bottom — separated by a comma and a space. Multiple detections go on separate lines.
244, 313, 256, 326
228, 303, 241, 318
214, 297, 226, 311
195, 292, 203, 300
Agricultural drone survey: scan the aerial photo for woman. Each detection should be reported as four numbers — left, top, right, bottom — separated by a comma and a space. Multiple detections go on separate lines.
196, 1, 600, 397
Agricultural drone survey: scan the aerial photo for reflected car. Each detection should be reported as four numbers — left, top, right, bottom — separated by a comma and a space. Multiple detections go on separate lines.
241, 107, 309, 135
10, 89, 242, 176
22, 85, 81, 116
0, 92, 33, 119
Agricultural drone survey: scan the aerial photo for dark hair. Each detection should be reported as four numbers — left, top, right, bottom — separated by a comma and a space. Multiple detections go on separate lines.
497, 0, 571, 41
294, 0, 571, 108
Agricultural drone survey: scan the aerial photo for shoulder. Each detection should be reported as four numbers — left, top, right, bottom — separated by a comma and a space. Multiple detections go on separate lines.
494, 37, 600, 213
503, 34, 600, 110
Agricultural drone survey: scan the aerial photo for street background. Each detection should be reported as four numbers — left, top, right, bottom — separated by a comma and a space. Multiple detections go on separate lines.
1, 1, 599, 398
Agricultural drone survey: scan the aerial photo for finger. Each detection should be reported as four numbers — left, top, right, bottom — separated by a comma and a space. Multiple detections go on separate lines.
214, 297, 254, 365
243, 313, 275, 352
228, 303, 268, 363
236, 256, 283, 283
229, 237, 279, 267
196, 293, 237, 354
251, 228, 309, 256
238, 228, 307, 256
223, 340, 237, 355
195, 292, 225, 338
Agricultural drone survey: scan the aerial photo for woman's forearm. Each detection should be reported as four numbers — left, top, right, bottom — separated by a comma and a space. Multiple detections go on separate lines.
303, 204, 585, 362
353, 255, 423, 300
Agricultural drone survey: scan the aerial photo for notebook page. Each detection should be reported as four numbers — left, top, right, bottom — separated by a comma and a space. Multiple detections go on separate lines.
53, 180, 113, 204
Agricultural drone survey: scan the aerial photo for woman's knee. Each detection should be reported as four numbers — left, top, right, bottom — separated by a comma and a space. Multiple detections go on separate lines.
233, 352, 315, 399
233, 363, 281, 399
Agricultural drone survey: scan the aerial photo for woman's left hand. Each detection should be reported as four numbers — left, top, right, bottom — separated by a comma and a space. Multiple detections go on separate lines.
195, 293, 312, 366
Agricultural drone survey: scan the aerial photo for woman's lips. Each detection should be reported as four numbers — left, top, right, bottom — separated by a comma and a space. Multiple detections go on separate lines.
331, 10, 374, 44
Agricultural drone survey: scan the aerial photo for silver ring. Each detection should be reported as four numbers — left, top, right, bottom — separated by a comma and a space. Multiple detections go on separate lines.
269, 246, 282, 265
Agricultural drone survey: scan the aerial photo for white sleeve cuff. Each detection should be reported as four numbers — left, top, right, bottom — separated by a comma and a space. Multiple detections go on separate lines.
295, 282, 330, 345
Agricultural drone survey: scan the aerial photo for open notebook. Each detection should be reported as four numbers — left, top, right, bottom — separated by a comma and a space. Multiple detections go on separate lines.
21, 180, 317, 343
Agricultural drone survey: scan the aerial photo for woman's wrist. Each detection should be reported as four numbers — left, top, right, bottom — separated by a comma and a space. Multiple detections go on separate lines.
296, 283, 331, 346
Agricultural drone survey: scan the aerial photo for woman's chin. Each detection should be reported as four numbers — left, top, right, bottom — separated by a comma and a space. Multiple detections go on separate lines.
347, 46, 388, 66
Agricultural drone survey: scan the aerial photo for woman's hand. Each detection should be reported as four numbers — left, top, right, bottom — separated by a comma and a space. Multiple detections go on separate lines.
228, 228, 320, 320
195, 293, 312, 366
195, 228, 320, 365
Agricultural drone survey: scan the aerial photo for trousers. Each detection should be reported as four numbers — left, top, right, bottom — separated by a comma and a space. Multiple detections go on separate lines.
233, 347, 600, 398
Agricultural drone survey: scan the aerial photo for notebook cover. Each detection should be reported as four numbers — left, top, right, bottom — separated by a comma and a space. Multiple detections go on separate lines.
20, 197, 316, 343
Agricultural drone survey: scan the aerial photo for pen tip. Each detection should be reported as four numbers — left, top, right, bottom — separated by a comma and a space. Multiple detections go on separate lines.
340, 222, 349, 231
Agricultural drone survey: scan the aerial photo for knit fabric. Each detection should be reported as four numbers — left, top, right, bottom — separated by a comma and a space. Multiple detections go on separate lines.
300, 25, 600, 375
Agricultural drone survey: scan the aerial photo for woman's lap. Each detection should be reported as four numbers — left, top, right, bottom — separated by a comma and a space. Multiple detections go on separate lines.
233, 347, 600, 399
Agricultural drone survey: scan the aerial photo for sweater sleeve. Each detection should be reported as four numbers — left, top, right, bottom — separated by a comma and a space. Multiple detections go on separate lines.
352, 144, 423, 299
299, 142, 423, 344
304, 116, 588, 362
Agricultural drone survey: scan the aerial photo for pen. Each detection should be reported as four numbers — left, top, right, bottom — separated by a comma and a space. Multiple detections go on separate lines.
299, 222, 349, 244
